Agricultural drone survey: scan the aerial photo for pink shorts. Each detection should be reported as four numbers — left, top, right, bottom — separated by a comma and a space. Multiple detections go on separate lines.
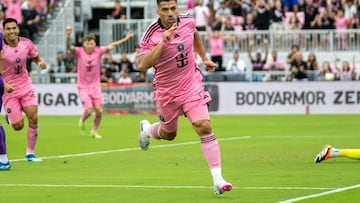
4, 88, 37, 124
78, 86, 103, 110
155, 90, 212, 133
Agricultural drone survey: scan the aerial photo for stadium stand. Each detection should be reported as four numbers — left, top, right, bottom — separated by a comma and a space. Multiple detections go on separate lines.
23, 0, 360, 83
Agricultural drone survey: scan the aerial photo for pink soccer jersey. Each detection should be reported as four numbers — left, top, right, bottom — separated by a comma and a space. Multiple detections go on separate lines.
75, 46, 108, 88
5, 0, 23, 24
139, 14, 204, 103
2, 37, 38, 96
209, 37, 224, 56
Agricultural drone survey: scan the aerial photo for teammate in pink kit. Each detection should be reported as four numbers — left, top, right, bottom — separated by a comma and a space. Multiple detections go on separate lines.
2, 18, 47, 162
66, 25, 133, 139
137, 0, 232, 196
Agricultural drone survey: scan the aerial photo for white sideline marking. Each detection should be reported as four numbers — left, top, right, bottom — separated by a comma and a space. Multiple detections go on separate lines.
0, 184, 335, 190
10, 136, 251, 162
278, 184, 360, 203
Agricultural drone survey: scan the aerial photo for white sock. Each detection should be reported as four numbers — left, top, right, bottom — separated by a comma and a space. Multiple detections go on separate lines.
211, 168, 223, 184
0, 154, 9, 163
331, 148, 340, 157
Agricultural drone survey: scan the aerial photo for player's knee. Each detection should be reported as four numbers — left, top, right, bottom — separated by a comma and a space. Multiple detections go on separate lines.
27, 115, 38, 125
84, 109, 92, 116
95, 108, 103, 115
193, 120, 212, 134
161, 131, 177, 140
12, 123, 24, 131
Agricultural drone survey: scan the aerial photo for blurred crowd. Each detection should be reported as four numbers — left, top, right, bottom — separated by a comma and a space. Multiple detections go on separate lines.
189, 0, 360, 81
52, 0, 360, 84
187, 0, 360, 32
0, 0, 63, 41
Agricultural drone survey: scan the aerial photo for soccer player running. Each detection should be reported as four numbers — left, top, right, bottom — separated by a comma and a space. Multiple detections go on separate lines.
314, 144, 360, 163
137, 0, 232, 195
66, 25, 133, 138
0, 32, 11, 170
2, 18, 47, 162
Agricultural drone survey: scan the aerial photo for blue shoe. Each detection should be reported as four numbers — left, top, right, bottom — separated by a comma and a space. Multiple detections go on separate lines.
25, 154, 42, 162
0, 161, 10, 170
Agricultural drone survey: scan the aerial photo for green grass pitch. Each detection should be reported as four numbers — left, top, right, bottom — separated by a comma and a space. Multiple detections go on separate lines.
0, 114, 360, 203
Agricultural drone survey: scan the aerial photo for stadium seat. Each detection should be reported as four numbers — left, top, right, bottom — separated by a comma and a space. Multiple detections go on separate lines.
205, 73, 226, 82
146, 73, 154, 82
129, 72, 139, 82
225, 73, 246, 81
111, 73, 121, 80
307, 71, 319, 81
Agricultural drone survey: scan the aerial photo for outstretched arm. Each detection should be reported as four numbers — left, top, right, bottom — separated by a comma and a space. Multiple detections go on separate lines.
32, 55, 47, 70
107, 31, 134, 51
352, 54, 356, 71
205, 23, 212, 38
66, 25, 74, 53
219, 18, 226, 37
263, 38, 269, 61
247, 39, 254, 61
334, 52, 339, 70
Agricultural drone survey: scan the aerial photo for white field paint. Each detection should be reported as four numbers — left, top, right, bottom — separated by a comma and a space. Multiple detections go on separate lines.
278, 184, 360, 203
0, 184, 336, 191
3, 135, 351, 199
10, 136, 251, 162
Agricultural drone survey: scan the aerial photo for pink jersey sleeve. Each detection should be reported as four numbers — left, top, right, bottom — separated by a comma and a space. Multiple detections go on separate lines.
98, 46, 108, 56
74, 46, 82, 59
27, 39, 39, 58
139, 20, 160, 57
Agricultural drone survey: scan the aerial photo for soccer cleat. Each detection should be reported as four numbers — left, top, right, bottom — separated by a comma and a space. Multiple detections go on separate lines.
314, 145, 332, 163
25, 154, 43, 162
4, 114, 9, 124
0, 161, 10, 170
90, 131, 102, 139
138, 120, 151, 151
79, 120, 85, 135
214, 179, 233, 196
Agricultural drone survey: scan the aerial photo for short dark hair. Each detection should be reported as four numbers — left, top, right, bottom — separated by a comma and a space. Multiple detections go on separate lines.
83, 33, 96, 42
3, 18, 18, 28
157, 0, 177, 5
291, 44, 299, 50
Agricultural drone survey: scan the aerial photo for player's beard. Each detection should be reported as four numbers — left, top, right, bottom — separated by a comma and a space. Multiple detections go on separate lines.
7, 32, 18, 41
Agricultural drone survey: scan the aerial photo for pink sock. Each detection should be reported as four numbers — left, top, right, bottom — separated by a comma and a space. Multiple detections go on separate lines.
147, 122, 161, 139
200, 134, 221, 169
26, 125, 38, 154
92, 115, 102, 131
